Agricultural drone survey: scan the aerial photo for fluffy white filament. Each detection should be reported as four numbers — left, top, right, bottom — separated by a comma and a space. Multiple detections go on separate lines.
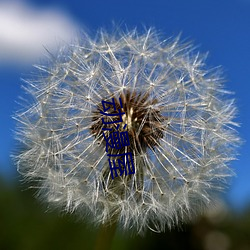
14, 28, 240, 233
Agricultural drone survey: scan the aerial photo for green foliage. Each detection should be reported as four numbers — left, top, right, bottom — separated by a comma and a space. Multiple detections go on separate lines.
1, 177, 250, 250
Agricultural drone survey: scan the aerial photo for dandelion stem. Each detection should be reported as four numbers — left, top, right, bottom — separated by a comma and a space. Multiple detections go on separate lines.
94, 220, 117, 250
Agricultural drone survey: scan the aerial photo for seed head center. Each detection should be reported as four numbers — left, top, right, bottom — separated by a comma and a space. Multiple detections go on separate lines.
122, 107, 136, 130
91, 90, 164, 153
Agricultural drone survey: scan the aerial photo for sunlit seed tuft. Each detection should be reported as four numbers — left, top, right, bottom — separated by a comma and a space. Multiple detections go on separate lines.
14, 27, 240, 234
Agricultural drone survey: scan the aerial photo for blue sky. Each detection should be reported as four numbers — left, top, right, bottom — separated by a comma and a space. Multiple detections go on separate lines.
0, 0, 249, 210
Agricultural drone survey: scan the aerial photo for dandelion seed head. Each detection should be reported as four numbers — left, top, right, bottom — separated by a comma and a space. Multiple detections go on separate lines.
14, 27, 240, 233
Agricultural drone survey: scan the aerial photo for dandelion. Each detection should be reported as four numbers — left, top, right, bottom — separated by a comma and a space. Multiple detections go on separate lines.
14, 27, 239, 234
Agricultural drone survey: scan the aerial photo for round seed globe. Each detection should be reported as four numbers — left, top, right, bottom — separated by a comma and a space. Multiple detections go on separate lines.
14, 28, 240, 233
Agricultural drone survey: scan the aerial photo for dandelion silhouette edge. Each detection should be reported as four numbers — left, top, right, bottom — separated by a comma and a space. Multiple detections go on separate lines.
14, 28, 240, 233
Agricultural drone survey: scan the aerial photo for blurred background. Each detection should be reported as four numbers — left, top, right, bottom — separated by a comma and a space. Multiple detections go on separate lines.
0, 0, 250, 249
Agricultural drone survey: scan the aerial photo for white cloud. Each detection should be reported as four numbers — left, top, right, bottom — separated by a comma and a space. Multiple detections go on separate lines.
0, 1, 78, 65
